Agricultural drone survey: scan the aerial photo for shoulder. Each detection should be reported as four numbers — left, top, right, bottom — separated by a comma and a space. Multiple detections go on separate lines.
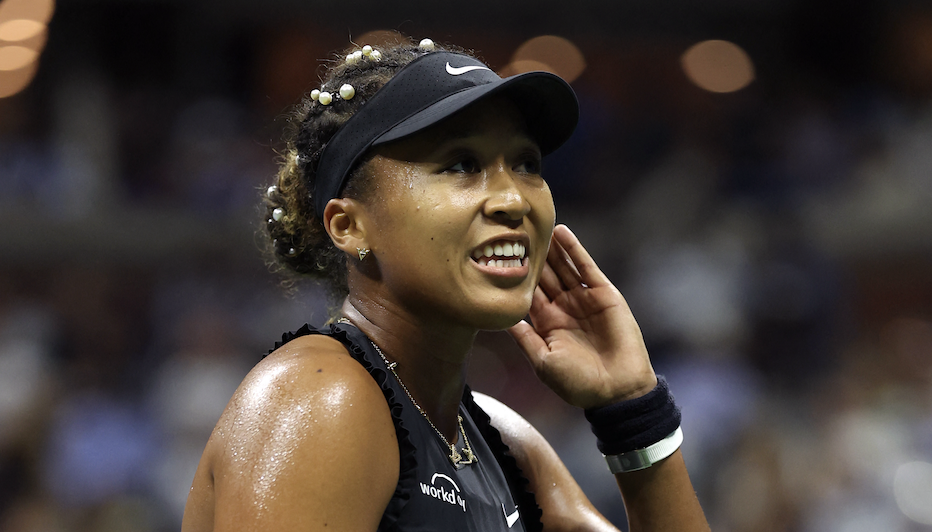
203, 333, 399, 530
472, 392, 619, 532
220, 333, 388, 437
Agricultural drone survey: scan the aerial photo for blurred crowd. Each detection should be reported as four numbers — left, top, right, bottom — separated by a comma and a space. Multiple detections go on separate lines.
1, 1, 931, 531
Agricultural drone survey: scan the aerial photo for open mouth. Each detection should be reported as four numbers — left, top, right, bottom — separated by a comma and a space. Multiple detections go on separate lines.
471, 240, 527, 268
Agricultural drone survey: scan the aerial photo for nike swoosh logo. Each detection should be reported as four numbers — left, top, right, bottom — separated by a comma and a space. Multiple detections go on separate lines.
502, 504, 520, 528
445, 62, 491, 76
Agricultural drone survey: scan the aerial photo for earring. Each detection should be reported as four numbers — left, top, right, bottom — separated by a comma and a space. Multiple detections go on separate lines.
357, 247, 370, 261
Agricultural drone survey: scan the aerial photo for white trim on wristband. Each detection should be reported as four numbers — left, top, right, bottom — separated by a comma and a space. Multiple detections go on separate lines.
604, 426, 684, 474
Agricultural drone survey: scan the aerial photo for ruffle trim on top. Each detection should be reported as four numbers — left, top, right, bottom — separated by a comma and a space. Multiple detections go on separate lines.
462, 387, 544, 532
266, 323, 418, 532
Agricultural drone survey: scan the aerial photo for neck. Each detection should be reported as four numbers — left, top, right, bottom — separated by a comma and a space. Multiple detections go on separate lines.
340, 296, 477, 442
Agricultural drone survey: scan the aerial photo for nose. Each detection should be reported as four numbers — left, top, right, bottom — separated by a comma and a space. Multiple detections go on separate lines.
482, 162, 531, 222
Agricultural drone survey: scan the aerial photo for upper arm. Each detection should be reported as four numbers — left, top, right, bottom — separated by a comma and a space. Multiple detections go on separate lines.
204, 335, 399, 531
473, 392, 619, 532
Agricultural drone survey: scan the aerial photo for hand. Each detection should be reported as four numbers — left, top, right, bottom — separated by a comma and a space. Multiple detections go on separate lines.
508, 224, 657, 409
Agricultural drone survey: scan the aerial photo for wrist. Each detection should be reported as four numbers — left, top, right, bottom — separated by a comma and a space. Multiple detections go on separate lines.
604, 426, 683, 473
584, 375, 682, 472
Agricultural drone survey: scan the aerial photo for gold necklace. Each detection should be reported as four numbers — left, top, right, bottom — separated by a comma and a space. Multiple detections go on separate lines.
336, 318, 476, 467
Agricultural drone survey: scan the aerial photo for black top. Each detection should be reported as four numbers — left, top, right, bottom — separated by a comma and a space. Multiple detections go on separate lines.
269, 322, 544, 532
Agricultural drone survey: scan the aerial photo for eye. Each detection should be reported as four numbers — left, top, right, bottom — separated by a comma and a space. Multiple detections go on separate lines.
514, 155, 542, 175
445, 158, 480, 174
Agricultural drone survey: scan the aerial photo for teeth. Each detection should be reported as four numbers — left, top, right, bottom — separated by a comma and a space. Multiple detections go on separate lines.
473, 240, 527, 264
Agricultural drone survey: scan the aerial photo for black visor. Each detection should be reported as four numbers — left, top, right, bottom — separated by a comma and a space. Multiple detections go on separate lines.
314, 51, 579, 218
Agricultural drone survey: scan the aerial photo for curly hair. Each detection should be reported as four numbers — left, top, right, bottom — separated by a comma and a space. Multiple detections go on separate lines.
262, 38, 472, 300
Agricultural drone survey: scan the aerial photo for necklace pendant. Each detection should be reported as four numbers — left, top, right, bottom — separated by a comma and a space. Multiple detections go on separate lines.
461, 447, 476, 464
450, 449, 462, 465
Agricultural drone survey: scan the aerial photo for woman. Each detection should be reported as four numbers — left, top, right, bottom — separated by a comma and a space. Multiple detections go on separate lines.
182, 39, 709, 531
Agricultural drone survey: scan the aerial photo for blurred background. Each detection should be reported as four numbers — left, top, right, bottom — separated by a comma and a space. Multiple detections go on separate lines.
2, 0, 932, 530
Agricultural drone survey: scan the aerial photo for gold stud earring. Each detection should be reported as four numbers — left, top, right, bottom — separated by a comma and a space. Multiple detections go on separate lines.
357, 247, 370, 261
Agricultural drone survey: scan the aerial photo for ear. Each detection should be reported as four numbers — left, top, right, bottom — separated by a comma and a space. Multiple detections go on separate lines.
323, 197, 370, 258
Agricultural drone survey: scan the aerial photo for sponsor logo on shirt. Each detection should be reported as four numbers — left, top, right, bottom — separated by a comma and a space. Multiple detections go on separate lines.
420, 473, 467, 512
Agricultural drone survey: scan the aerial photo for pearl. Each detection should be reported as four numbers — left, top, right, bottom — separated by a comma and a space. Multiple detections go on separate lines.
339, 84, 355, 100
419, 38, 435, 51
318, 91, 332, 105
287, 248, 297, 256
362, 45, 372, 56
352, 50, 363, 62
370, 50, 381, 61
345, 53, 356, 64
310, 89, 320, 101
272, 208, 284, 221
266, 185, 277, 197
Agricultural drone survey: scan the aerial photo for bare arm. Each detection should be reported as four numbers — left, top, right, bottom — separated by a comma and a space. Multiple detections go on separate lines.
475, 393, 706, 532
181, 334, 399, 532
473, 393, 618, 532
506, 225, 710, 532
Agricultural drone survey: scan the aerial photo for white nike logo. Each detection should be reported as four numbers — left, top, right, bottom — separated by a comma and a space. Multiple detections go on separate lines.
502, 503, 520, 528
445, 62, 491, 76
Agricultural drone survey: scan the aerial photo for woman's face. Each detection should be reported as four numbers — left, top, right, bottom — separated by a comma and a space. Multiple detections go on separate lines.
359, 97, 556, 330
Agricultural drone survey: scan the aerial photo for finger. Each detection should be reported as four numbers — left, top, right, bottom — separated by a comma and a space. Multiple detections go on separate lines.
547, 231, 584, 290
527, 285, 551, 320
506, 319, 548, 367
537, 260, 565, 302
553, 224, 611, 288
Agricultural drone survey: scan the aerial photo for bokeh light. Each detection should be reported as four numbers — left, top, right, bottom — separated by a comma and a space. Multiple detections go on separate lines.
894, 461, 932, 525
506, 35, 586, 83
0, 18, 43, 41
0, 0, 53, 98
0, 0, 54, 24
0, 57, 36, 97
0, 45, 37, 70
681, 39, 755, 93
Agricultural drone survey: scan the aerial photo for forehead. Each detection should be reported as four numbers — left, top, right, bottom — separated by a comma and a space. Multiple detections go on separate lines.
373, 96, 535, 160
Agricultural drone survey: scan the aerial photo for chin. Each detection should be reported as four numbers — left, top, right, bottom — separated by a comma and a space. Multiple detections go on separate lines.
468, 298, 532, 331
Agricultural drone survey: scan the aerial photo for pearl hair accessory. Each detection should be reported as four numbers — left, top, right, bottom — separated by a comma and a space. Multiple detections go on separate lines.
266, 185, 277, 197
419, 38, 435, 51
272, 208, 284, 222
317, 43, 387, 106
346, 45, 382, 66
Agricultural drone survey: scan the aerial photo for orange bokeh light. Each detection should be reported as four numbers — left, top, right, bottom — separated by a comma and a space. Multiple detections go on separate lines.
511, 35, 586, 83
0, 0, 55, 25
681, 40, 755, 93
0, 44, 37, 70
0, 57, 37, 97
0, 18, 43, 41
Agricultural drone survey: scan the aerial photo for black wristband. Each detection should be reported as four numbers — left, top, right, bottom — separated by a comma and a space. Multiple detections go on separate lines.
584, 376, 681, 455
